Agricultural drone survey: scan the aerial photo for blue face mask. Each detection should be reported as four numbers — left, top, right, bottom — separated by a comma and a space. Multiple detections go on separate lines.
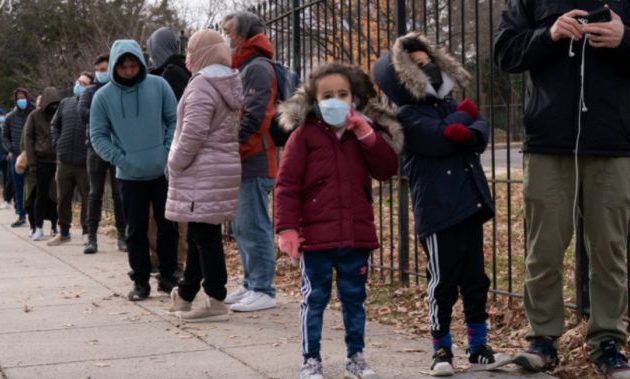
16, 99, 28, 110
95, 71, 109, 84
318, 98, 351, 128
0, 116, 5, 124
73, 83, 85, 97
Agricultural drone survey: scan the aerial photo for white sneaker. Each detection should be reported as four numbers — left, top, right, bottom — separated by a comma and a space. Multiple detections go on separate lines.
230, 291, 276, 312
224, 286, 250, 304
32, 228, 44, 241
0, 201, 8, 209
175, 294, 229, 322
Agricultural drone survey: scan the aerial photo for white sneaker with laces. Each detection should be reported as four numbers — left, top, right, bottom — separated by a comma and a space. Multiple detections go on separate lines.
32, 228, 44, 241
230, 291, 276, 312
345, 352, 379, 379
301, 358, 324, 379
224, 286, 250, 304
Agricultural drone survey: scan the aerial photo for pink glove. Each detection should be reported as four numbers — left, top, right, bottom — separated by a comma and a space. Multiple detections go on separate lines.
277, 230, 303, 263
346, 110, 374, 140
444, 123, 473, 143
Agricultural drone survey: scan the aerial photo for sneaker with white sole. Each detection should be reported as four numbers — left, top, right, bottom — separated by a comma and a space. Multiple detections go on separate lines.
301, 358, 324, 379
167, 287, 192, 313
468, 344, 513, 371
47, 234, 71, 246
430, 348, 455, 377
595, 340, 630, 379
224, 286, 250, 304
175, 293, 229, 322
345, 352, 378, 379
513, 336, 559, 372
32, 228, 44, 241
230, 291, 276, 312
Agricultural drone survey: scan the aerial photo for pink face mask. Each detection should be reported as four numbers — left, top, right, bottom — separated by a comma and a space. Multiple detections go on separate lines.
185, 55, 193, 72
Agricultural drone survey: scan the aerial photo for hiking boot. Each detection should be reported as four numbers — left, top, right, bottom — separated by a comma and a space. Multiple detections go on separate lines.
595, 340, 630, 379
11, 217, 26, 228
430, 347, 455, 377
157, 274, 178, 294
230, 291, 276, 312
83, 236, 98, 254
300, 358, 324, 379
513, 336, 559, 372
345, 352, 378, 379
32, 227, 44, 241
224, 286, 249, 304
128, 282, 150, 301
175, 293, 229, 322
47, 233, 71, 246
468, 344, 513, 371
167, 287, 192, 313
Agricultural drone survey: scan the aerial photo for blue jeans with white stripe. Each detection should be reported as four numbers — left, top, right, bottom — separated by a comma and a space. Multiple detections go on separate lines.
422, 214, 490, 339
300, 248, 370, 361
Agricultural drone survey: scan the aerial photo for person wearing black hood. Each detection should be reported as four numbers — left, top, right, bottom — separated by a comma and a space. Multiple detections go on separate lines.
147, 26, 191, 277
373, 32, 509, 376
79, 53, 127, 254
147, 27, 191, 101
23, 87, 61, 242
0, 109, 14, 209
2, 88, 35, 227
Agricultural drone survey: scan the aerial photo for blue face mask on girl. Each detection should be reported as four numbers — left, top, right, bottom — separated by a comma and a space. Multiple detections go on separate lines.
16, 99, 28, 110
317, 98, 351, 128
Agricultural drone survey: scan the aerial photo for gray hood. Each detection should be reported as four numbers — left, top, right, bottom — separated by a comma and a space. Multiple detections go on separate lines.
147, 27, 179, 69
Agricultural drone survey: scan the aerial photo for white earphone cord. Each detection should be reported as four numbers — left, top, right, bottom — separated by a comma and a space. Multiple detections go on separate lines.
569, 35, 589, 238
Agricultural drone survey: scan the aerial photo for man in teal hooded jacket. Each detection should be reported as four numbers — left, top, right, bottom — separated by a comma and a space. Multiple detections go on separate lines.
90, 39, 179, 301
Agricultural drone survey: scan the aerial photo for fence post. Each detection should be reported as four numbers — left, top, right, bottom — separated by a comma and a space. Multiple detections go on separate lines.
292, 0, 301, 76
575, 216, 590, 321
395, 0, 409, 285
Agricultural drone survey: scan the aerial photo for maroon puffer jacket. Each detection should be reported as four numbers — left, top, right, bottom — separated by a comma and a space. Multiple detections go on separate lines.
274, 92, 404, 252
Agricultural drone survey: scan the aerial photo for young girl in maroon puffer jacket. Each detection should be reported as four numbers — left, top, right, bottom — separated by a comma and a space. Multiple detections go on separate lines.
274, 62, 403, 379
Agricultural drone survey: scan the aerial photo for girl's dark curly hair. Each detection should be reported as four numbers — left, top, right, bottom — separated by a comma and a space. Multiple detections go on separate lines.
303, 62, 377, 110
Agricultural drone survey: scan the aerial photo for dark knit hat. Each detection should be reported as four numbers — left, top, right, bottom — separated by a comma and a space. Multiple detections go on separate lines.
400, 37, 430, 53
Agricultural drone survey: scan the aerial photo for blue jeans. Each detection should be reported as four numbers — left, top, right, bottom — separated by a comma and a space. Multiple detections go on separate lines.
300, 248, 370, 360
232, 177, 276, 297
8, 158, 25, 218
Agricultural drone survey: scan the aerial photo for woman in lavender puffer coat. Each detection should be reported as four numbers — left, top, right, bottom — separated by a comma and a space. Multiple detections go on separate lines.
165, 30, 243, 322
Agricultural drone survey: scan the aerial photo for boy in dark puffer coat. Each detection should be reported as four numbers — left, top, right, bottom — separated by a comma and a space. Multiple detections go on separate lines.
373, 32, 509, 376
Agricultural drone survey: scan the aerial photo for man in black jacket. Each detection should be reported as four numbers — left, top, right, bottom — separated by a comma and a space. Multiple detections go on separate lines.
2, 88, 35, 227
79, 54, 126, 254
495, 2, 630, 377
47, 72, 92, 247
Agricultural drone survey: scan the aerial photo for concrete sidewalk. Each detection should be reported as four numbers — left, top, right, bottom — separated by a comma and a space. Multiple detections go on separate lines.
0, 209, 552, 379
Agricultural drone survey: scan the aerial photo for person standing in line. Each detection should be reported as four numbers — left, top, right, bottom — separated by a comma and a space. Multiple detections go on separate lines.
80, 54, 127, 254
2, 88, 35, 227
166, 30, 243, 322
90, 39, 179, 301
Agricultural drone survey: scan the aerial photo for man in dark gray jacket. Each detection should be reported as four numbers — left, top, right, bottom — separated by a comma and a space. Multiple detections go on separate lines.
2, 87, 35, 227
47, 72, 92, 246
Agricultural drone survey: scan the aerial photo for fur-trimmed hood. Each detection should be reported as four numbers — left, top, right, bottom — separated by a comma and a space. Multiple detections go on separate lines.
278, 88, 404, 155
373, 32, 471, 106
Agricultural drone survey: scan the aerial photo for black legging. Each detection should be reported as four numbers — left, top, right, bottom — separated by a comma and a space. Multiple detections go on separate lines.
34, 162, 57, 229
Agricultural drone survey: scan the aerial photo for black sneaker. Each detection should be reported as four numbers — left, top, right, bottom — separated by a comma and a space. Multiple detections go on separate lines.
469, 344, 513, 371
513, 336, 559, 372
11, 217, 26, 228
128, 282, 150, 301
83, 239, 98, 254
430, 347, 454, 377
157, 275, 178, 294
595, 340, 630, 379
117, 237, 127, 252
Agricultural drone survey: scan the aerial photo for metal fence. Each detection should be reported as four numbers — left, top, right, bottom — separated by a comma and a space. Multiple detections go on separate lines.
234, 0, 629, 322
